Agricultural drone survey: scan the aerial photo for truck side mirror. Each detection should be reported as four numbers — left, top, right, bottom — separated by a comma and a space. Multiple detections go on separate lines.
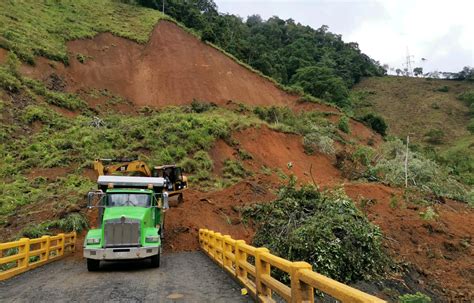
87, 190, 104, 208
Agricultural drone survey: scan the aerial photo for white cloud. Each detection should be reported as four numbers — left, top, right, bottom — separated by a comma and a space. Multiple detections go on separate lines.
215, 0, 474, 72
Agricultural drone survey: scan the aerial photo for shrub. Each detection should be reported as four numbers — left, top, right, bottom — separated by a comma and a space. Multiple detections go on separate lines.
468, 119, 474, 134
373, 139, 470, 202
424, 129, 444, 144
190, 99, 216, 113
303, 133, 335, 156
338, 115, 350, 133
242, 181, 388, 283
435, 85, 449, 92
222, 159, 249, 180
360, 113, 387, 136
290, 66, 350, 107
458, 90, 474, 106
399, 292, 431, 303
419, 206, 438, 221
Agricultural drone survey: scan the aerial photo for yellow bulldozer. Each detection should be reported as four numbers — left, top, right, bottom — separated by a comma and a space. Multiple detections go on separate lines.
94, 158, 188, 203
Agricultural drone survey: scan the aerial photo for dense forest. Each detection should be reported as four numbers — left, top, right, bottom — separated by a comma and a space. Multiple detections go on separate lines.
124, 0, 385, 107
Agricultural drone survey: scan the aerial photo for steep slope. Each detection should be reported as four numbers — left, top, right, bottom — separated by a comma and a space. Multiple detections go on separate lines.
352, 76, 473, 145
1, 2, 473, 300
21, 21, 299, 108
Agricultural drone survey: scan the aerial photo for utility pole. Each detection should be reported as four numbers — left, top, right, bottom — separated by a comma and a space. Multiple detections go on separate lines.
405, 135, 410, 188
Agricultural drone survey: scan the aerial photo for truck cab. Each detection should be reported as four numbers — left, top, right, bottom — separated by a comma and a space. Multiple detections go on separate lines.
84, 176, 168, 271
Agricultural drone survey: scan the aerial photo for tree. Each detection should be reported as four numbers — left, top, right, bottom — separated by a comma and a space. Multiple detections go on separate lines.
455, 66, 474, 81
291, 65, 350, 107
413, 67, 423, 77
395, 68, 402, 76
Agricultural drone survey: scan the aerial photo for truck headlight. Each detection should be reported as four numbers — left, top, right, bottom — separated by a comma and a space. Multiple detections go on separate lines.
146, 236, 160, 243
86, 238, 100, 244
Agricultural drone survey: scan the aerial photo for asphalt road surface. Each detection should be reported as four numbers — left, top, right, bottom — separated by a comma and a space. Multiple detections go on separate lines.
0, 252, 252, 303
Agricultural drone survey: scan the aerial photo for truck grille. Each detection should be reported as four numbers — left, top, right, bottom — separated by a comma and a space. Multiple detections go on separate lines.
104, 217, 141, 248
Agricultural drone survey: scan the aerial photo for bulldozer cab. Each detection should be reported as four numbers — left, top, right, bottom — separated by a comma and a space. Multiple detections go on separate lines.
152, 165, 187, 198
153, 165, 182, 183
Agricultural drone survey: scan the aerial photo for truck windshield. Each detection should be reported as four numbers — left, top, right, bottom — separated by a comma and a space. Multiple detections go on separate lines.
108, 193, 151, 207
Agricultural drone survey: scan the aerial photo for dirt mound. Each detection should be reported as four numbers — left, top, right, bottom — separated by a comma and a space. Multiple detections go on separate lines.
233, 126, 342, 185
345, 183, 474, 299
21, 21, 298, 108
164, 176, 277, 252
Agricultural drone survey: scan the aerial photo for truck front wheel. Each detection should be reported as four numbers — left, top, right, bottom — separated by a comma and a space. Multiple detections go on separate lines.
87, 258, 100, 271
150, 253, 160, 268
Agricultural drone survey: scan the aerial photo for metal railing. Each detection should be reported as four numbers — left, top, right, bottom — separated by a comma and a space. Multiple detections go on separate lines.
0, 232, 76, 281
199, 229, 386, 303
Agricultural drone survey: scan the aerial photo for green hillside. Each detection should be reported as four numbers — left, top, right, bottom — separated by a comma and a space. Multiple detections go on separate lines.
352, 76, 474, 184
0, 0, 166, 64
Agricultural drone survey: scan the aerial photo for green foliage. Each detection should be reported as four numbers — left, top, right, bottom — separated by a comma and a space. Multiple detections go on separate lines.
435, 85, 449, 92
20, 213, 88, 238
439, 136, 474, 185
130, 1, 383, 104
398, 292, 431, 303
468, 119, 474, 134
372, 139, 470, 202
360, 113, 388, 136
458, 90, 474, 106
242, 180, 388, 283
0, 0, 166, 64
338, 115, 350, 133
303, 133, 335, 155
424, 129, 445, 145
253, 106, 336, 141
222, 159, 250, 180
419, 206, 438, 221
189, 99, 216, 113
291, 66, 350, 107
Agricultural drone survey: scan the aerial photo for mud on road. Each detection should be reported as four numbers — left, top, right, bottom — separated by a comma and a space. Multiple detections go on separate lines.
0, 252, 251, 303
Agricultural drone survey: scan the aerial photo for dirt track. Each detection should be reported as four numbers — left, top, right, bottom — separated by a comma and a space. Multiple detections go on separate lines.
0, 252, 250, 303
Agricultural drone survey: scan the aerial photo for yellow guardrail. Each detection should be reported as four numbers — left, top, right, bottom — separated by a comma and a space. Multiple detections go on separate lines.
199, 229, 386, 303
0, 232, 76, 281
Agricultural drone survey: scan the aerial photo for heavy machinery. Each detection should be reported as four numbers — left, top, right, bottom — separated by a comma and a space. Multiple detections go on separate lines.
94, 158, 188, 202
151, 165, 187, 203
84, 175, 168, 271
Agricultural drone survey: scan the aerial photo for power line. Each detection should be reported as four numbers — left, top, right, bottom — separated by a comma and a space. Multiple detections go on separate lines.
403, 47, 415, 77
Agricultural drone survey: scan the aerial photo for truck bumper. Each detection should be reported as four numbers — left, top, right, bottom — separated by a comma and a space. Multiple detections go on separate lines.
84, 246, 160, 260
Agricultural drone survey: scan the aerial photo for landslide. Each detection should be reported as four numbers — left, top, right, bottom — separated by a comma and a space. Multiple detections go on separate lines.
21, 21, 299, 109
1, 7, 472, 300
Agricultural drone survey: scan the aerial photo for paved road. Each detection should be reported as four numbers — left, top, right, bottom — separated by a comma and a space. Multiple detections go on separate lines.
0, 252, 252, 303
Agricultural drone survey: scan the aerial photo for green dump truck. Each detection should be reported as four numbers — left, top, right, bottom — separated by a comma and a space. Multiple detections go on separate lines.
83, 175, 169, 271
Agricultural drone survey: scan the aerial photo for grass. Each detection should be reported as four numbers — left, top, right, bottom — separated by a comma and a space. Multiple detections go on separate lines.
352, 76, 474, 187
0, 0, 167, 64
0, 59, 269, 228
352, 76, 474, 145
0, 0, 335, 110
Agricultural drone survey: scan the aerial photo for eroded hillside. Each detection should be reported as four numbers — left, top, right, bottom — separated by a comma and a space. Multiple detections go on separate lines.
0, 2, 473, 301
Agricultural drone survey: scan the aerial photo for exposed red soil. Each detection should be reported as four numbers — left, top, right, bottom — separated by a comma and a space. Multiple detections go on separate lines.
233, 126, 342, 186
345, 183, 474, 299
0, 48, 7, 64
2, 18, 472, 300
21, 21, 298, 108
26, 167, 72, 180
327, 114, 382, 146
208, 139, 236, 175
293, 101, 340, 114
164, 175, 277, 252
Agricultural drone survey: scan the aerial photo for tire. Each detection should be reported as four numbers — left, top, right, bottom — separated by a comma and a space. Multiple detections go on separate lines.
150, 253, 160, 268
87, 258, 100, 271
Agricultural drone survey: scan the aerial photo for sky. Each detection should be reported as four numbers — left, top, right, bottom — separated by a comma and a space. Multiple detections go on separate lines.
214, 0, 474, 73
